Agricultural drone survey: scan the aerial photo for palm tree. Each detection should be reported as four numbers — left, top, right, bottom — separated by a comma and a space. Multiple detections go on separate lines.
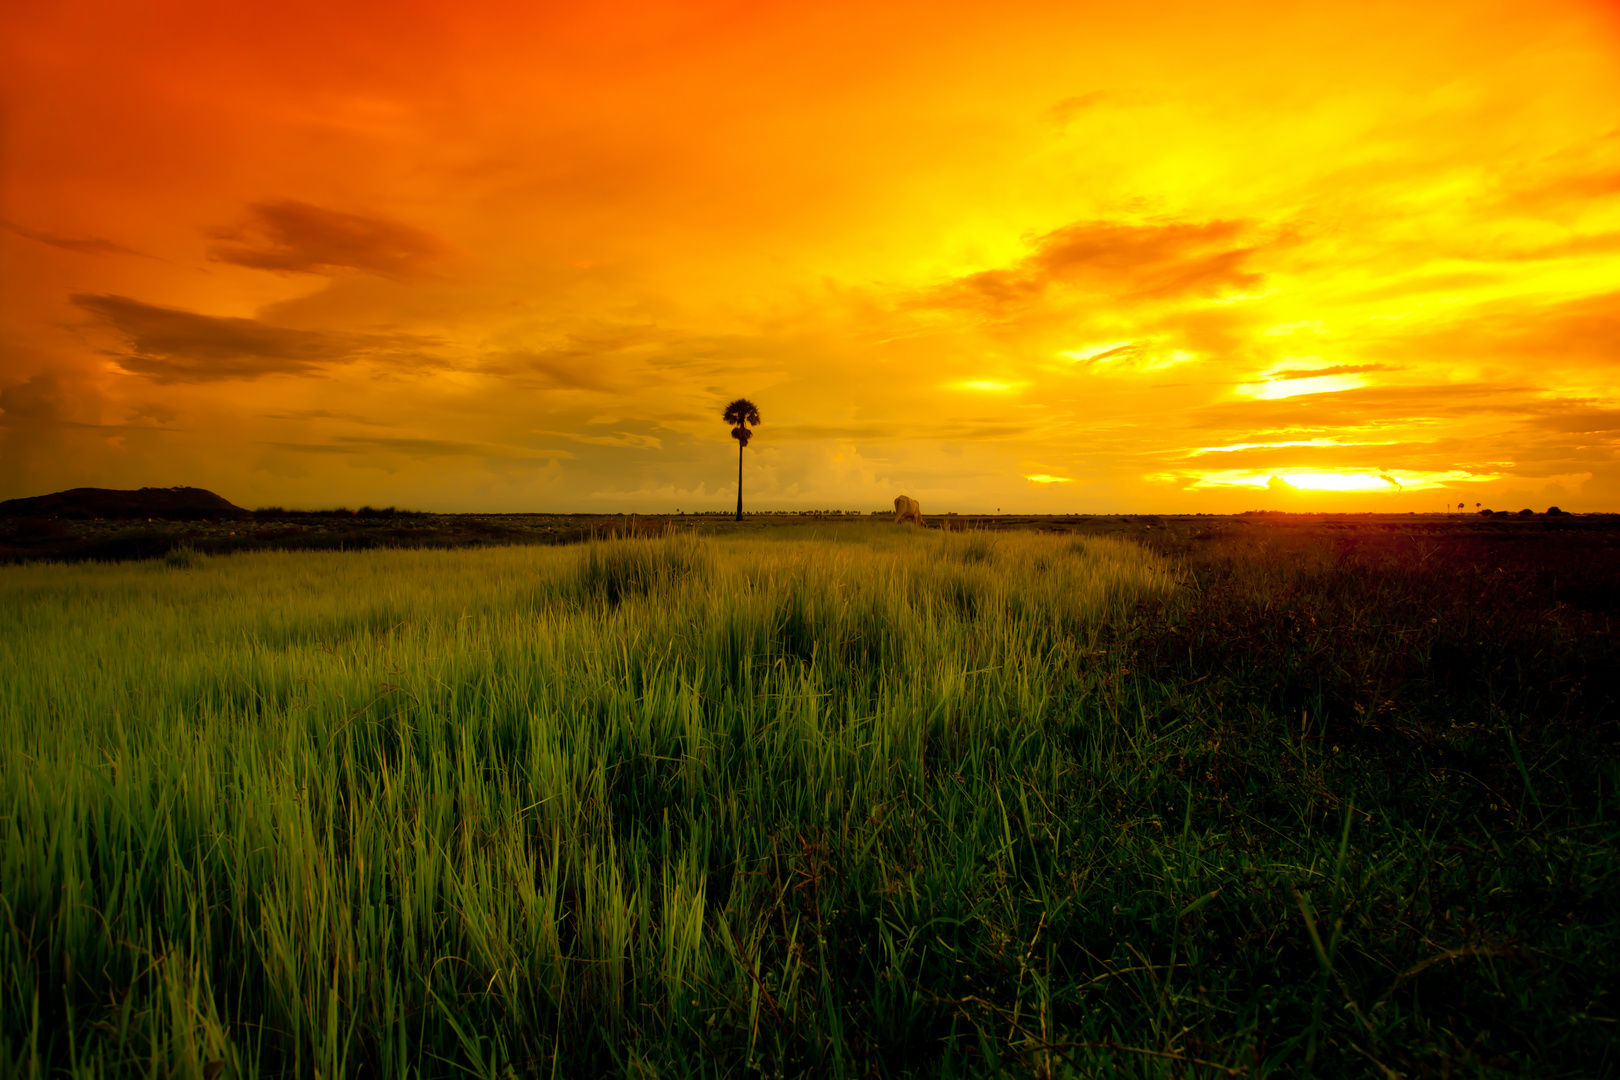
723, 398, 760, 521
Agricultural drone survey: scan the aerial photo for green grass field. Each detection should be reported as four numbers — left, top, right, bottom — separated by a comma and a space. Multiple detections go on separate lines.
2, 522, 1615, 1077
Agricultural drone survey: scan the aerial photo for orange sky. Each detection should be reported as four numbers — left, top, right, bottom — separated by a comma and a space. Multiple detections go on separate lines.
3, 0, 1619, 513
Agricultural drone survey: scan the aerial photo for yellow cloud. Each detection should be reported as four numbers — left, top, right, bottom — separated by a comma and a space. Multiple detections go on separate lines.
1060, 341, 1139, 364
1188, 469, 1504, 492
1238, 374, 1369, 400
1189, 438, 1389, 455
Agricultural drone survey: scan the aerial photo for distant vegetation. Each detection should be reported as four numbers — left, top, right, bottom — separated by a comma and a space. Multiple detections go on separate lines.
252, 505, 428, 519
1, 519, 1615, 1076
0, 507, 592, 564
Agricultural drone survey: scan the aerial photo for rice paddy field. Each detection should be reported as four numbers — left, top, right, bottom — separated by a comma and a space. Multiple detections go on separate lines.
2, 521, 1616, 1077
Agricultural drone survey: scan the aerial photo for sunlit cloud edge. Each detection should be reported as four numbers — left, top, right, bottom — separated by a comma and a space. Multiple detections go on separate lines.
1188, 438, 1397, 456
1159, 468, 1508, 492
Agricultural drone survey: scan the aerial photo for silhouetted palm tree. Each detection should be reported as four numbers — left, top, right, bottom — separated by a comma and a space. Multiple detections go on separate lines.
723, 398, 760, 521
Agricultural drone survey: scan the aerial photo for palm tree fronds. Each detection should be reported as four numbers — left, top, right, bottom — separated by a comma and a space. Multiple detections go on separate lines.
722, 398, 760, 427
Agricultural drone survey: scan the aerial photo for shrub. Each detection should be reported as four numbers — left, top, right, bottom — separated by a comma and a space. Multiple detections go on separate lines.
574, 534, 711, 604
14, 518, 70, 541
162, 543, 200, 569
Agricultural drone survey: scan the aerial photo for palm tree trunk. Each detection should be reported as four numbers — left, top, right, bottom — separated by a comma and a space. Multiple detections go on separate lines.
735, 441, 744, 521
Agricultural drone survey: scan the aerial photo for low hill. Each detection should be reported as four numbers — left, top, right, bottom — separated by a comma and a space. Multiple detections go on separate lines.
0, 486, 250, 521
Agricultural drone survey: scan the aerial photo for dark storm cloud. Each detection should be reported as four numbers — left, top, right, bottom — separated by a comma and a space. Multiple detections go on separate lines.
1, 219, 146, 258
206, 200, 448, 279
919, 218, 1271, 315
71, 294, 439, 383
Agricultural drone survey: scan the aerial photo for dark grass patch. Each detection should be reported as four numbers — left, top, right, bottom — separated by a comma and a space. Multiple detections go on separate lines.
1063, 520, 1620, 1075
0, 513, 617, 564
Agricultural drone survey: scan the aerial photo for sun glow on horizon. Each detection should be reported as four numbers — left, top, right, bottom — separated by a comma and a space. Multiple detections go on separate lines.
1187, 469, 1506, 492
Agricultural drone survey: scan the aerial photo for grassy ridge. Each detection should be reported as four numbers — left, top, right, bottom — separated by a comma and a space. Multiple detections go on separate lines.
1, 522, 1615, 1077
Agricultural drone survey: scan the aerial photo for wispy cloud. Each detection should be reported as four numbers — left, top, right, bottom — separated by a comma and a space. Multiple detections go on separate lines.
262, 436, 573, 459
1264, 363, 1392, 381
260, 409, 395, 426
533, 428, 663, 449
917, 218, 1275, 316
206, 201, 448, 279
2, 219, 148, 259
72, 294, 442, 383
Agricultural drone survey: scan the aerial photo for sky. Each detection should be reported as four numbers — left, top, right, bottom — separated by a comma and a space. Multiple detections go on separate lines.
3, 0, 1619, 514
